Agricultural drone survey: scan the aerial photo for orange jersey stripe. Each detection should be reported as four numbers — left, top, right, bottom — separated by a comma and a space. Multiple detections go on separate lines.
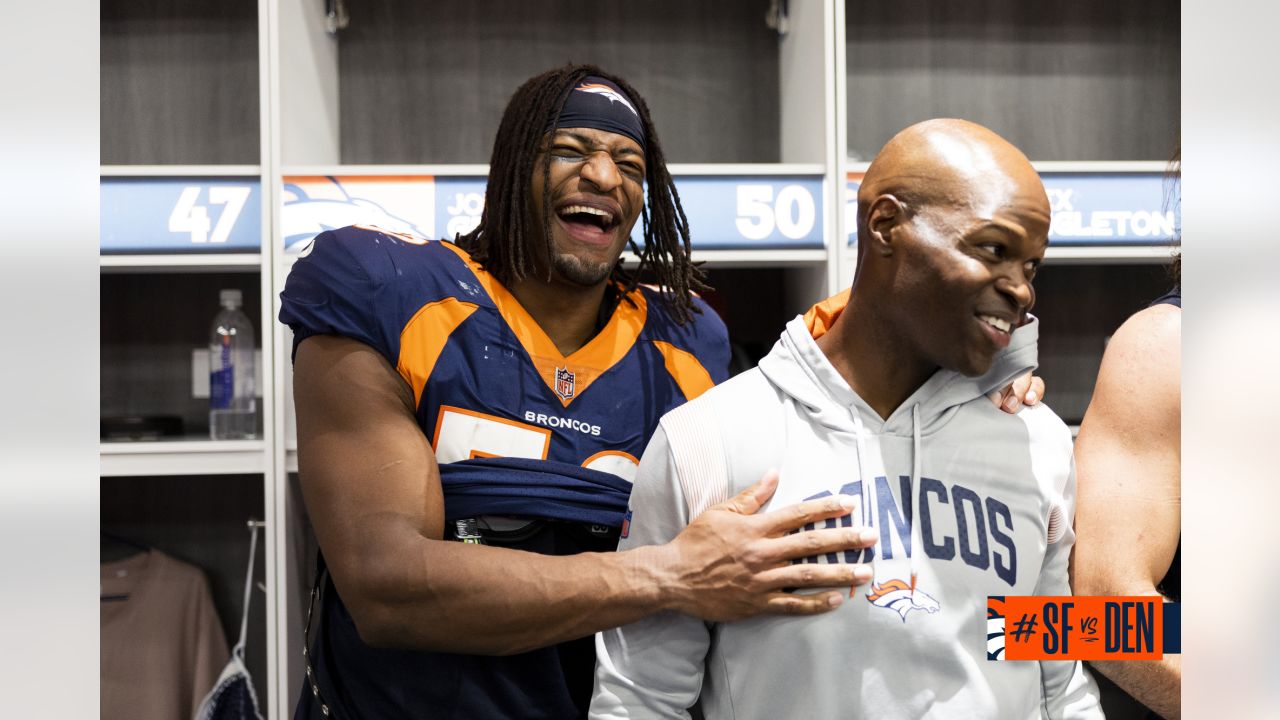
438, 241, 649, 406
651, 340, 716, 402
397, 297, 479, 406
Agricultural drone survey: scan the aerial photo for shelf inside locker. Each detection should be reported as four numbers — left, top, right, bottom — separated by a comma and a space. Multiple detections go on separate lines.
100, 254, 263, 272
1042, 246, 1175, 264
101, 272, 265, 451
100, 438, 267, 477
101, 166, 263, 177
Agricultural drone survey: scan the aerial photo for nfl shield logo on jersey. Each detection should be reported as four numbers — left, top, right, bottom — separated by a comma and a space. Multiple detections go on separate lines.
555, 367, 576, 400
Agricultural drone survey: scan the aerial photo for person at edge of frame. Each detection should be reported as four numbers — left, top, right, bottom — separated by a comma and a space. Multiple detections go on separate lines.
1072, 148, 1181, 720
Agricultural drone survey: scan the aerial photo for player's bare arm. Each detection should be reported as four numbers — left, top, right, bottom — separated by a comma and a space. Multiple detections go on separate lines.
294, 334, 878, 656
1071, 304, 1181, 720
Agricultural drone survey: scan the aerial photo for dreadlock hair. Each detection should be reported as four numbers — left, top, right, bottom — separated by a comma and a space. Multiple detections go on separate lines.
455, 64, 707, 325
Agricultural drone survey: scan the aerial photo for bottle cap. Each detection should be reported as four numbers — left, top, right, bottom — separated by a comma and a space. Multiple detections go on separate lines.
220, 289, 243, 309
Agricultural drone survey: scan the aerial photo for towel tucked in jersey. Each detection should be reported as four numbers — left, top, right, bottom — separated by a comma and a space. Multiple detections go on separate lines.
439, 456, 630, 527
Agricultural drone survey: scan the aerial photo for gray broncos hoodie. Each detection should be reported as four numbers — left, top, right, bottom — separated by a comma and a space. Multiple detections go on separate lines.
591, 314, 1103, 719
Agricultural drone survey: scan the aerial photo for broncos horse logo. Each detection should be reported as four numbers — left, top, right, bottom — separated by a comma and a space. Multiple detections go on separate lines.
575, 83, 640, 117
281, 176, 429, 253
865, 578, 941, 622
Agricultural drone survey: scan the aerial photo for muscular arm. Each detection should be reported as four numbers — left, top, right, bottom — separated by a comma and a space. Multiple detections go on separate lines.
1071, 305, 1181, 719
295, 334, 876, 656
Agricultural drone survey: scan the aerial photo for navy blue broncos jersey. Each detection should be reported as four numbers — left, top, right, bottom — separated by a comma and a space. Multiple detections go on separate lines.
279, 225, 729, 719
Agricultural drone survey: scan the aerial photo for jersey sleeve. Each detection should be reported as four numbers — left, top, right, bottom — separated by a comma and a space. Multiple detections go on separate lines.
641, 288, 732, 387
279, 228, 393, 361
279, 225, 465, 367
590, 425, 711, 719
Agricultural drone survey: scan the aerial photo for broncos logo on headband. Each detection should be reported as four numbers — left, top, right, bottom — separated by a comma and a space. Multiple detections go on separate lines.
865, 578, 941, 623
575, 83, 639, 117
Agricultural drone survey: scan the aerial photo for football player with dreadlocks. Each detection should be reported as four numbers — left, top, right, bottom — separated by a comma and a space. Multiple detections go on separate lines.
280, 65, 881, 719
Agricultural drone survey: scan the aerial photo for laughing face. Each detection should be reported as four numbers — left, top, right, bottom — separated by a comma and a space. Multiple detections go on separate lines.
891, 172, 1050, 377
528, 127, 646, 287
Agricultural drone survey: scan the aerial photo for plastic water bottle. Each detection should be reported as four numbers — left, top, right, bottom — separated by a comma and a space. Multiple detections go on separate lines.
209, 289, 257, 439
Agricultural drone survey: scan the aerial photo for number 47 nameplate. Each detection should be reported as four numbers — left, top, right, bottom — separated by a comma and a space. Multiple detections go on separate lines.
101, 176, 262, 253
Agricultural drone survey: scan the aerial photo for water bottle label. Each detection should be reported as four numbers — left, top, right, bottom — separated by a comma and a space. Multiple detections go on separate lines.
211, 365, 234, 409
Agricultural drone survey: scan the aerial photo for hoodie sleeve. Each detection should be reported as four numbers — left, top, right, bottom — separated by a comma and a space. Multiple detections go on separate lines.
591, 425, 711, 720
1031, 444, 1104, 720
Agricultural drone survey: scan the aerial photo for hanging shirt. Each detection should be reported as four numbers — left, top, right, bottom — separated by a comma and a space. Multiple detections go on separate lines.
101, 550, 229, 720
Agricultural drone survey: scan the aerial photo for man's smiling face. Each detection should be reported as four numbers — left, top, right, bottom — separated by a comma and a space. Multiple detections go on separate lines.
528, 127, 646, 288
889, 170, 1050, 377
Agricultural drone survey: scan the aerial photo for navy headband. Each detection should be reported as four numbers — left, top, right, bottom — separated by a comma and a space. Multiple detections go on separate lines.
555, 76, 646, 151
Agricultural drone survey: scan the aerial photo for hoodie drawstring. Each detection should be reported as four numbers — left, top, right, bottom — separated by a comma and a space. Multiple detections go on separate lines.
910, 404, 921, 597
852, 412, 875, 584
853, 404, 922, 593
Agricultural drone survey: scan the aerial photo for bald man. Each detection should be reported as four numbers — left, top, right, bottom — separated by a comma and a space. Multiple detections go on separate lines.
590, 119, 1103, 719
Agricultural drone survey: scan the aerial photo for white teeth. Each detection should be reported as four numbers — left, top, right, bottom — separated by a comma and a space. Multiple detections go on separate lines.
559, 205, 613, 224
979, 315, 1012, 333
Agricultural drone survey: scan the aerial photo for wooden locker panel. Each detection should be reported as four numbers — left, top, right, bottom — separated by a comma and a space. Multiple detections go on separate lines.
845, 0, 1180, 161
336, 0, 781, 163
101, 0, 259, 164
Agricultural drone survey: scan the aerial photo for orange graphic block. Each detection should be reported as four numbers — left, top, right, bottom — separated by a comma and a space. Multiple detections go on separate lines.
991, 596, 1165, 661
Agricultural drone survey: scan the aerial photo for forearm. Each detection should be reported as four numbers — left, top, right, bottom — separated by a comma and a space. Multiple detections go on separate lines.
1072, 532, 1181, 718
1070, 571, 1180, 717
337, 487, 872, 655
339, 530, 678, 655
1088, 655, 1180, 720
